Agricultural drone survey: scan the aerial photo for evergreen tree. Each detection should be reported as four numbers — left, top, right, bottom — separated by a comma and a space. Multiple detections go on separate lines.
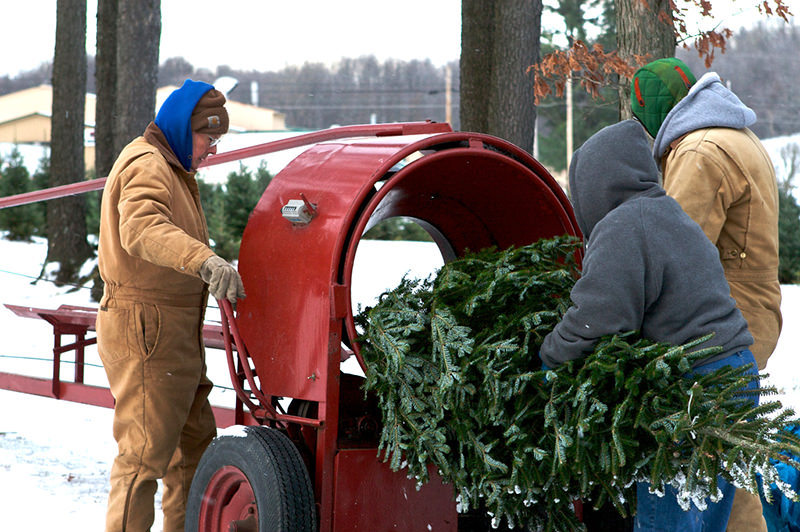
363, 217, 434, 242
83, 168, 101, 238
0, 148, 44, 241
222, 161, 273, 260
224, 163, 261, 238
199, 161, 273, 262
776, 142, 800, 284
198, 178, 230, 259
778, 187, 800, 284
31, 154, 50, 238
254, 161, 273, 194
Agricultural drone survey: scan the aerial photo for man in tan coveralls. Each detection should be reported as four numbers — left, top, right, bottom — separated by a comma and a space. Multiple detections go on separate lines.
97, 79, 246, 532
631, 58, 782, 532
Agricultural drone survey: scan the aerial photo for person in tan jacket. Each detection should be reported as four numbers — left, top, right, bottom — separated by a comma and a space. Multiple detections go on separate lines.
97, 79, 245, 532
631, 58, 782, 532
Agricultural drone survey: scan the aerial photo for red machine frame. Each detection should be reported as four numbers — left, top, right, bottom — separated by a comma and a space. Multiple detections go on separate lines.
0, 121, 582, 531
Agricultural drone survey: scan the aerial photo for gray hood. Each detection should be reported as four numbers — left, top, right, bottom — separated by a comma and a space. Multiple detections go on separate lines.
569, 120, 664, 239
541, 119, 753, 368
653, 72, 756, 161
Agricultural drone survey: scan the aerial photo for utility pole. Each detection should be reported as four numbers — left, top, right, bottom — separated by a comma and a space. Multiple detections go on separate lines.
566, 73, 573, 172
445, 65, 453, 125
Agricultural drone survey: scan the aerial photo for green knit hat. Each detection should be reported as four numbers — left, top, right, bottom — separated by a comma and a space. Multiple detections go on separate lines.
630, 58, 696, 138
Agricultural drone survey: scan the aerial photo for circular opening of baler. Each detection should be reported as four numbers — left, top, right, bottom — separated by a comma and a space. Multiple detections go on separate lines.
341, 138, 579, 375
343, 217, 445, 375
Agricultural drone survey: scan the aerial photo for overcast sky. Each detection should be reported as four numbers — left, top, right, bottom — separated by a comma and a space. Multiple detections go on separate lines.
5, 0, 461, 77
3, 1, 791, 79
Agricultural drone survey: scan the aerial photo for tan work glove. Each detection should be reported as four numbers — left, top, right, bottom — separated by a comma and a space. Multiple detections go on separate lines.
200, 255, 246, 303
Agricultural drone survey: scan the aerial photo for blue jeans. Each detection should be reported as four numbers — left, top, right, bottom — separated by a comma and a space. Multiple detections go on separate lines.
633, 349, 759, 532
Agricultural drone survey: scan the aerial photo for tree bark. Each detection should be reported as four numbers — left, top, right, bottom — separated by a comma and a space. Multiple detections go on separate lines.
460, 0, 542, 153
114, 0, 160, 155
616, 0, 676, 119
50, 0, 92, 284
94, 0, 118, 177
460, 0, 493, 135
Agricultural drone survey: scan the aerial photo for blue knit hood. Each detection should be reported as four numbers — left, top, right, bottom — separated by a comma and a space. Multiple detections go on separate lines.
154, 79, 214, 171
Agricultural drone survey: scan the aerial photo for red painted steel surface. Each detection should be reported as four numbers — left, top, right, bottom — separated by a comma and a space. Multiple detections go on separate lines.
199, 121, 452, 169
0, 177, 107, 209
237, 131, 579, 401
196, 466, 258, 530
332, 449, 458, 531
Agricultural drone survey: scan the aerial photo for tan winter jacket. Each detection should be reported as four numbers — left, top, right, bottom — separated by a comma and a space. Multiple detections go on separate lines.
662, 127, 782, 368
98, 123, 216, 307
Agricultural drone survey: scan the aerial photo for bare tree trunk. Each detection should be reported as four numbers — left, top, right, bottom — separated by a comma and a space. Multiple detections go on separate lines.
488, 1, 542, 153
461, 0, 542, 153
50, 0, 92, 285
114, 0, 161, 155
460, 0, 493, 135
95, 0, 118, 177
616, 0, 675, 119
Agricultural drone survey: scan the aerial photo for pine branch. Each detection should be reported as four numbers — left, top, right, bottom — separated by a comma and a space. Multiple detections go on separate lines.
356, 236, 800, 530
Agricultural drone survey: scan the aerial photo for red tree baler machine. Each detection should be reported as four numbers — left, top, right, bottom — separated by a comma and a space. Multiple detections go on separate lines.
0, 122, 580, 531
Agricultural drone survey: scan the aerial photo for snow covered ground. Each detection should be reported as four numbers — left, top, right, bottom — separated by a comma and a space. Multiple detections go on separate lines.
0, 235, 444, 530
0, 234, 797, 530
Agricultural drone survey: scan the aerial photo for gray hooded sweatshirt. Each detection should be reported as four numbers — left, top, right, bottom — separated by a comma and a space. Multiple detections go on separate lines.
653, 72, 756, 162
539, 120, 752, 368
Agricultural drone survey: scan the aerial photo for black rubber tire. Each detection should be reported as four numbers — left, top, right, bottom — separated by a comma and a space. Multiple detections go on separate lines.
185, 425, 316, 532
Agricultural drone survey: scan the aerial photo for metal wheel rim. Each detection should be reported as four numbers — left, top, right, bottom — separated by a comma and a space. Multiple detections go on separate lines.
198, 465, 258, 532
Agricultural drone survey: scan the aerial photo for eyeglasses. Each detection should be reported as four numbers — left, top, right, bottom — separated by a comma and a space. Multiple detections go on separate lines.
207, 135, 222, 147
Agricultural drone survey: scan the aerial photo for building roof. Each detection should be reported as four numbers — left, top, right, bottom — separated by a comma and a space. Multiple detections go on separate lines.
0, 85, 96, 129
0, 84, 287, 144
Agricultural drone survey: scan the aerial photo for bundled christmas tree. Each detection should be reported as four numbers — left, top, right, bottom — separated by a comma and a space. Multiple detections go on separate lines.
355, 235, 800, 531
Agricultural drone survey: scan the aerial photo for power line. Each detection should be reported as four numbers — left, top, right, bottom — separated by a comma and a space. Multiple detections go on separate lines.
0, 266, 92, 293
274, 104, 456, 110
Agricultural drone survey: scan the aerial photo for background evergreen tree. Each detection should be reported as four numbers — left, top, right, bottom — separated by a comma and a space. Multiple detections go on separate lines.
198, 179, 230, 259
363, 217, 433, 242
199, 161, 274, 262
254, 161, 273, 195
0, 148, 44, 241
31, 154, 50, 238
778, 187, 800, 283
224, 162, 266, 237
777, 143, 800, 283
83, 168, 101, 238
